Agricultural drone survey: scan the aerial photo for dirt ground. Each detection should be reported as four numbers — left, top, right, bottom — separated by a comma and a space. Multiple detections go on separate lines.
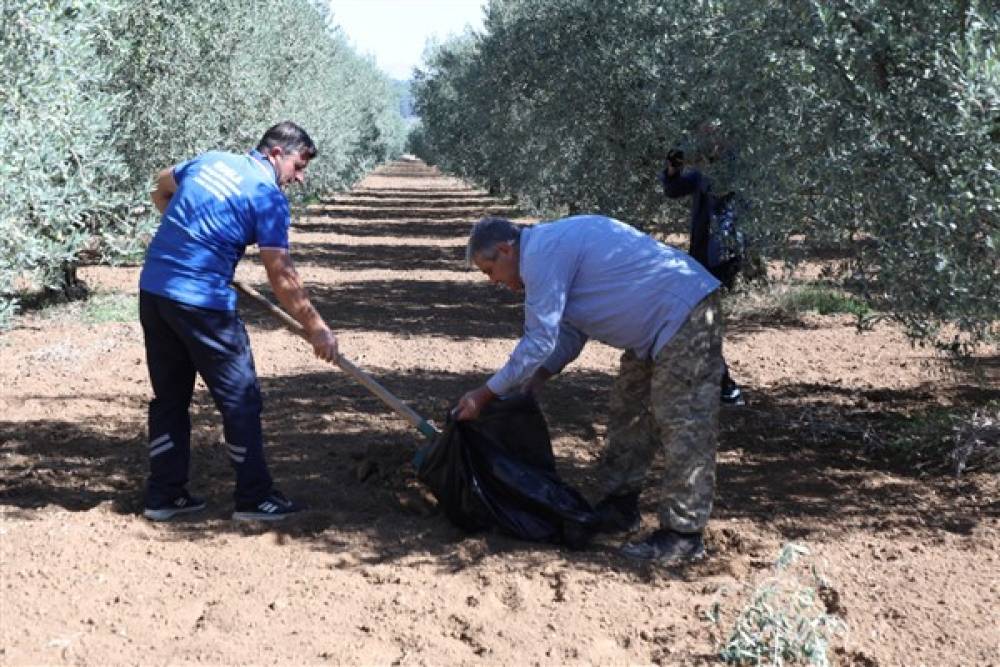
1, 160, 997, 666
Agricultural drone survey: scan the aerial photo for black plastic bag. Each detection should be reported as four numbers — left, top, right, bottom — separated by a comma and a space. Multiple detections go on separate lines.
417, 393, 599, 548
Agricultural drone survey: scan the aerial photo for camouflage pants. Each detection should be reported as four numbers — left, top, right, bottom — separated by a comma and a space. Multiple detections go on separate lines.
599, 292, 724, 533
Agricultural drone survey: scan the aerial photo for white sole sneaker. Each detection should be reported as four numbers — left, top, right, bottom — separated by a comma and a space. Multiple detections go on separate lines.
231, 510, 297, 522
143, 503, 206, 521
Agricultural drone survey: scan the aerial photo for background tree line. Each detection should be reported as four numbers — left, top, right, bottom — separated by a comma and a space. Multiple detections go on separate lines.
1, 0, 407, 326
411, 0, 999, 347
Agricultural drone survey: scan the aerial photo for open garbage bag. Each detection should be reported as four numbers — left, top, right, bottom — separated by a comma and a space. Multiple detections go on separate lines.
417, 393, 599, 548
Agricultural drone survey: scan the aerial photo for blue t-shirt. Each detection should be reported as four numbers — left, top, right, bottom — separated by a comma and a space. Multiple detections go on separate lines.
139, 149, 290, 310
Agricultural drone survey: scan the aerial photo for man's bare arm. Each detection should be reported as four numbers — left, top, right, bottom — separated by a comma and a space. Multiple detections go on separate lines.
151, 167, 178, 214
259, 248, 338, 362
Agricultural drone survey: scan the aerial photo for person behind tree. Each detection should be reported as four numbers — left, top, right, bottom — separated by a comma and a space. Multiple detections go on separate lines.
138, 121, 338, 522
455, 215, 725, 563
659, 148, 746, 407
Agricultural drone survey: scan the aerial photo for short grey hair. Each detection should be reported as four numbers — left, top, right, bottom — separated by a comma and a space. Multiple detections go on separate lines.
466, 216, 522, 266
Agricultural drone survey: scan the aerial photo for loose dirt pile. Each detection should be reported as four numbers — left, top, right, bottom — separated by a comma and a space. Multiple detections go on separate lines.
1, 161, 997, 665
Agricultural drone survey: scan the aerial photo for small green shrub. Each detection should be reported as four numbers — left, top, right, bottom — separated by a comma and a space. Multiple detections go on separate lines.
951, 407, 1000, 475
34, 291, 137, 325
778, 286, 871, 318
81, 292, 138, 324
0, 298, 16, 331
726, 283, 873, 326
709, 543, 845, 666
865, 402, 1000, 474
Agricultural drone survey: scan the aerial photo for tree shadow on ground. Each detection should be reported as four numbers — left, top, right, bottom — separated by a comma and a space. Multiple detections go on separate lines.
3, 365, 995, 573
290, 242, 467, 273
293, 219, 474, 239
952, 353, 1000, 386
314, 196, 508, 209
784, 237, 879, 263
725, 312, 822, 336
330, 189, 486, 199
0, 392, 224, 515
354, 168, 446, 180
706, 380, 999, 540
239, 280, 525, 341
301, 207, 511, 222
237, 279, 853, 344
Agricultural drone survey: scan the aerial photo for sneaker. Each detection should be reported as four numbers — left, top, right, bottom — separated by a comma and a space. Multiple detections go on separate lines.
562, 521, 597, 550
143, 492, 206, 521
620, 529, 706, 563
721, 384, 746, 407
593, 491, 641, 534
232, 490, 301, 521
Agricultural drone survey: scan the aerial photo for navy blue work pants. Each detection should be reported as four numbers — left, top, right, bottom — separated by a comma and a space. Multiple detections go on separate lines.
139, 290, 272, 506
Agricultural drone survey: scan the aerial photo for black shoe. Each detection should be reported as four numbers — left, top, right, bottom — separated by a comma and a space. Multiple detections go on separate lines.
143, 491, 206, 521
562, 521, 596, 550
620, 529, 706, 563
232, 490, 301, 522
593, 491, 641, 534
721, 384, 746, 407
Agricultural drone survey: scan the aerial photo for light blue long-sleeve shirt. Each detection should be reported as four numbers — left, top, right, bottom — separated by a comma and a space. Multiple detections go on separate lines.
486, 215, 720, 396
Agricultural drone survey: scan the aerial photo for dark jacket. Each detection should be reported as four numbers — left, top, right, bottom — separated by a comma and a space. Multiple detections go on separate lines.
659, 168, 714, 268
660, 167, 744, 291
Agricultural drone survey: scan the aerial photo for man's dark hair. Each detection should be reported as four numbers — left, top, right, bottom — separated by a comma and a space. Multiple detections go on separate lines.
256, 121, 318, 159
466, 216, 522, 265
666, 148, 684, 169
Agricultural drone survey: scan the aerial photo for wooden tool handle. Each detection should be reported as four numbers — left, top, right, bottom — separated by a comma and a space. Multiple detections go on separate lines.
232, 280, 438, 438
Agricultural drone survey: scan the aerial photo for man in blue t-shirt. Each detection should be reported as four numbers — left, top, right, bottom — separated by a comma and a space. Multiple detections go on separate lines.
138, 121, 338, 522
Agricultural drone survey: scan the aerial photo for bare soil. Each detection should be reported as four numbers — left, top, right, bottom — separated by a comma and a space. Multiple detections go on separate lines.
1, 160, 998, 666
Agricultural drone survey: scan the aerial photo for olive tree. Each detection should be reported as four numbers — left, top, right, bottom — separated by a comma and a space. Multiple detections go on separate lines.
108, 0, 406, 198
1, 0, 132, 324
2, 0, 406, 326
412, 0, 999, 345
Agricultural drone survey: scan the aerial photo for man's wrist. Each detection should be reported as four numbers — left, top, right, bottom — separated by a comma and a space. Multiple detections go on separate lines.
305, 321, 331, 337
485, 377, 505, 396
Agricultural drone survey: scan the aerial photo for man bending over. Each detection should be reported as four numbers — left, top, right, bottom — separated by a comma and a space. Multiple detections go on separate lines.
455, 215, 724, 563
